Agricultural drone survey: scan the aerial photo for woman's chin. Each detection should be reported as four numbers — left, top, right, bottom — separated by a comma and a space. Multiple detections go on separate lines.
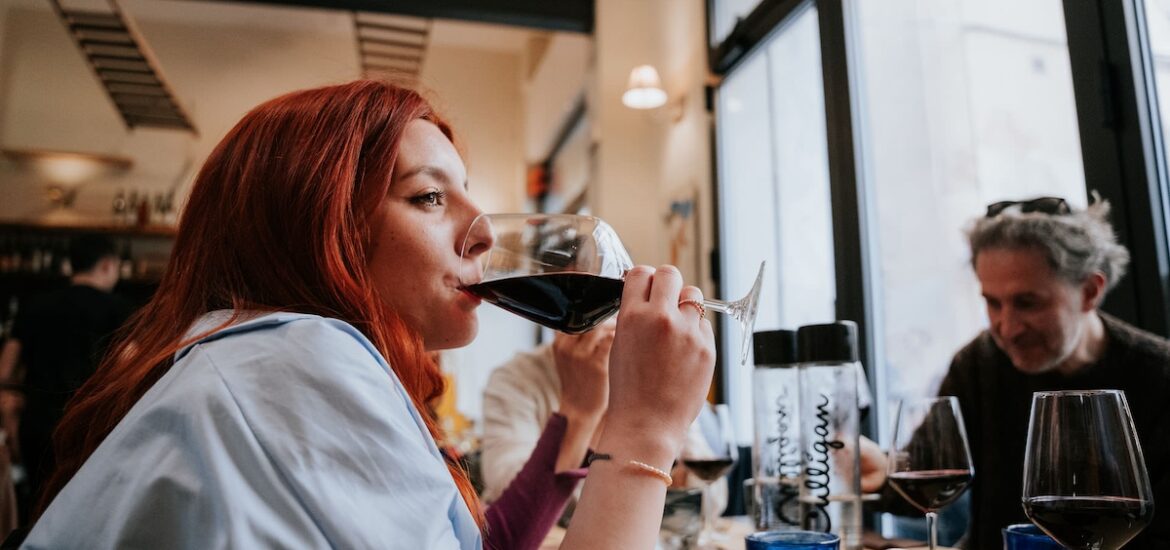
424, 320, 478, 352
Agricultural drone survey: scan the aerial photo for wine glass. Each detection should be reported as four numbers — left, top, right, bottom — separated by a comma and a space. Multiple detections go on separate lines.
886, 396, 974, 550
1022, 390, 1153, 550
459, 213, 764, 363
682, 403, 738, 549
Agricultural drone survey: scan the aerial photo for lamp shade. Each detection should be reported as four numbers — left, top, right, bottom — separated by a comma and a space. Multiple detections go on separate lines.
622, 64, 668, 109
1, 148, 132, 186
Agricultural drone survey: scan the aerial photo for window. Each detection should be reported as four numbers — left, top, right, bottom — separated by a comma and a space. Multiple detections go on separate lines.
716, 4, 835, 442
848, 0, 1088, 431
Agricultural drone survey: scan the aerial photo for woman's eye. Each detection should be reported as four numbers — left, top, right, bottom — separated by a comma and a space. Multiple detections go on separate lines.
411, 191, 446, 207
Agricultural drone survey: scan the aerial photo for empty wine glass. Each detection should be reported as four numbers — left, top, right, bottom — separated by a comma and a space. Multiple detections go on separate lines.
1022, 390, 1153, 550
887, 396, 974, 550
459, 213, 764, 363
682, 404, 738, 549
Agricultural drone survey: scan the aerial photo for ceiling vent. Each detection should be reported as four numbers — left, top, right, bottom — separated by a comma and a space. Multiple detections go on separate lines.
353, 12, 431, 82
49, 0, 196, 133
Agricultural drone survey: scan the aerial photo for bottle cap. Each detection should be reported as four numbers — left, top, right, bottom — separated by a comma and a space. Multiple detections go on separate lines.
752, 329, 798, 367
797, 321, 859, 363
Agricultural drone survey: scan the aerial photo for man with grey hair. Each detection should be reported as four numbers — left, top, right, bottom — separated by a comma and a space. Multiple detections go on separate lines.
863, 196, 1169, 549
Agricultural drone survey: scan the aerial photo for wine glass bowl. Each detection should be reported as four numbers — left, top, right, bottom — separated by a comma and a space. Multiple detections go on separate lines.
460, 213, 765, 360
1022, 390, 1153, 550
886, 396, 974, 550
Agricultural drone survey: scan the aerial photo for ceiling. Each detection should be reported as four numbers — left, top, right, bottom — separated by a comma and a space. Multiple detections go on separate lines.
191, 0, 594, 33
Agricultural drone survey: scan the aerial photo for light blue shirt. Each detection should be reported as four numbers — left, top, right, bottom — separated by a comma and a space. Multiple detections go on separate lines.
24, 311, 481, 549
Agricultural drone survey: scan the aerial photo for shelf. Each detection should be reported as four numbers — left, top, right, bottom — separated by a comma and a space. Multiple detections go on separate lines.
0, 221, 177, 238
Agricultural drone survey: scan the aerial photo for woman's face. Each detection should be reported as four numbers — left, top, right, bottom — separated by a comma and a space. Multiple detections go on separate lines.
367, 120, 492, 351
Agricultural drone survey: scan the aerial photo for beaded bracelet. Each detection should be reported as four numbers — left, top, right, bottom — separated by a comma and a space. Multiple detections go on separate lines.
587, 453, 673, 487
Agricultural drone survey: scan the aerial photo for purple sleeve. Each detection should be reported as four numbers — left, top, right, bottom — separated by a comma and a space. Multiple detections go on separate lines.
483, 413, 588, 550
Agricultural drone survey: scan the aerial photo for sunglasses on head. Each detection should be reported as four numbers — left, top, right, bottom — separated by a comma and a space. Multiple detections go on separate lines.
985, 197, 1071, 218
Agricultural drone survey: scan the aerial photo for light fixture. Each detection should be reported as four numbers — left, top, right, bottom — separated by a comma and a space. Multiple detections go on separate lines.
1, 147, 132, 207
622, 64, 668, 110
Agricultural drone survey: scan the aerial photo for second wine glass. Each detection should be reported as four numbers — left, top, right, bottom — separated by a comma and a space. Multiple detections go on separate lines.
459, 213, 764, 363
887, 396, 974, 550
1022, 390, 1153, 550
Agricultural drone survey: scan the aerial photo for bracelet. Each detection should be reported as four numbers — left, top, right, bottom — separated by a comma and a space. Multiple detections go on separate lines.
587, 453, 673, 487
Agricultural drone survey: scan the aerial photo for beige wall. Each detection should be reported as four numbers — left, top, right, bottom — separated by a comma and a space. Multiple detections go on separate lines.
593, 0, 714, 293
0, 0, 527, 224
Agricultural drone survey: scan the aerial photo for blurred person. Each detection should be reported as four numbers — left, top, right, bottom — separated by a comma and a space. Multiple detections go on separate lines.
0, 234, 130, 523
481, 319, 727, 524
17, 80, 716, 549
861, 196, 1170, 549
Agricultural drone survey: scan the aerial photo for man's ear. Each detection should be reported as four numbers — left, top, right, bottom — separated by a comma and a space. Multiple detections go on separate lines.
1081, 272, 1107, 312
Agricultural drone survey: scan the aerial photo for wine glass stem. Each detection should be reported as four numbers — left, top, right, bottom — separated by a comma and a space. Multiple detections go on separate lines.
702, 299, 731, 314
700, 482, 716, 538
926, 511, 938, 550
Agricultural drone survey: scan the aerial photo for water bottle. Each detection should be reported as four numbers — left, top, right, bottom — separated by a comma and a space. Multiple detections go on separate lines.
751, 329, 802, 531
796, 321, 862, 550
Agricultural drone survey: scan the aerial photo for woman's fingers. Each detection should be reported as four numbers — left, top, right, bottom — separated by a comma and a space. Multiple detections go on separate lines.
647, 265, 684, 309
621, 265, 655, 305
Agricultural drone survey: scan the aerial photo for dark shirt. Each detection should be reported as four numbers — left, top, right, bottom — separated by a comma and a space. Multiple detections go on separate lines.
10, 285, 131, 431
939, 312, 1170, 549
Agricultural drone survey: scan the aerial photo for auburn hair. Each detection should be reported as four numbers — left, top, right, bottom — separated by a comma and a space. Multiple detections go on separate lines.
39, 80, 485, 526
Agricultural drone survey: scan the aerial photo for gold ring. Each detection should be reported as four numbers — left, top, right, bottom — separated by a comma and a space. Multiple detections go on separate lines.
678, 299, 706, 321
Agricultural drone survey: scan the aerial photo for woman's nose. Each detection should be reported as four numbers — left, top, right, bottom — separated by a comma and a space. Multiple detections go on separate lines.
460, 212, 495, 260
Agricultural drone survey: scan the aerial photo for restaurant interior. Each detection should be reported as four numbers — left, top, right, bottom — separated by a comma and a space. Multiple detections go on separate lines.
1, 0, 1169, 548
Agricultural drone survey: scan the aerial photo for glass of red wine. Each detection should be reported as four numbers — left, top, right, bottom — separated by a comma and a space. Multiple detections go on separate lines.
1022, 390, 1153, 550
887, 396, 974, 550
459, 213, 764, 363
682, 404, 738, 549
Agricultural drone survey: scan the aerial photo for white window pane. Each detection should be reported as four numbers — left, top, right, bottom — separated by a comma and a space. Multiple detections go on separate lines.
849, 0, 1088, 439
717, 5, 833, 443
769, 8, 836, 327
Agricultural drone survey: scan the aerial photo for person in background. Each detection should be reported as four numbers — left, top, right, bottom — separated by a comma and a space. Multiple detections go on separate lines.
861, 196, 1170, 549
481, 319, 727, 524
0, 234, 130, 523
18, 80, 716, 549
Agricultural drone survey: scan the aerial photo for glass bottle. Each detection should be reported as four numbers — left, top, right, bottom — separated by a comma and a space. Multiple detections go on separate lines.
797, 321, 862, 550
751, 329, 803, 531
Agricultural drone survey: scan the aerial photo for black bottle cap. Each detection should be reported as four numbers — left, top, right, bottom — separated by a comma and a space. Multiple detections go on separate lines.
753, 329, 798, 367
797, 321, 859, 363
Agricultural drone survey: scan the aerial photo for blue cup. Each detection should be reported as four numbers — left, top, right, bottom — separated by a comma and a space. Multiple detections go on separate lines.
1003, 523, 1062, 549
745, 530, 840, 549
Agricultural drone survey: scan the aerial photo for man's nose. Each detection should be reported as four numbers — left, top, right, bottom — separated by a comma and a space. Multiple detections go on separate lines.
997, 309, 1026, 340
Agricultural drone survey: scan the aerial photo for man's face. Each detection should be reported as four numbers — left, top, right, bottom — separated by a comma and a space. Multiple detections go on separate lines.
975, 247, 1094, 374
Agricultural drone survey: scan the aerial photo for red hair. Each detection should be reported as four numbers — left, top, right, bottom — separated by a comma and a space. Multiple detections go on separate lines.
39, 80, 484, 526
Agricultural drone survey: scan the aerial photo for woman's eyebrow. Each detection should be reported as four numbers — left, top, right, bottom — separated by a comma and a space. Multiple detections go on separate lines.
398, 165, 450, 184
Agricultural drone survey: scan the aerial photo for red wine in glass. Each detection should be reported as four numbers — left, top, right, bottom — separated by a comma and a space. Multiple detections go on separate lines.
886, 397, 974, 550
888, 469, 972, 512
1023, 390, 1154, 550
682, 458, 736, 483
460, 213, 764, 362
1022, 496, 1152, 549
465, 273, 623, 334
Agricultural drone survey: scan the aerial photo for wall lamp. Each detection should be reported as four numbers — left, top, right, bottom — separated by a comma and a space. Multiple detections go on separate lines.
1, 147, 133, 207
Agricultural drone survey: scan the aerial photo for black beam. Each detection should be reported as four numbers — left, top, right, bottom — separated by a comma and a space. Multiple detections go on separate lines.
709, 0, 805, 75
1064, 0, 1170, 336
818, 0, 880, 440
193, 0, 594, 33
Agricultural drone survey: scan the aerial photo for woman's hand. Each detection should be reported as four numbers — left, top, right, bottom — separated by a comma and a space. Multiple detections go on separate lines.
553, 319, 615, 423
552, 320, 615, 473
859, 435, 888, 493
604, 265, 716, 459
560, 265, 716, 549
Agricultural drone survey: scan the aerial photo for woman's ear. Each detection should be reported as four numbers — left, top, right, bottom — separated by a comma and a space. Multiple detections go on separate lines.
1081, 272, 1107, 312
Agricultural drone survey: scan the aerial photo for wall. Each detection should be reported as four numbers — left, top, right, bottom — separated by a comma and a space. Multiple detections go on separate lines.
0, 0, 538, 427
593, 0, 714, 293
